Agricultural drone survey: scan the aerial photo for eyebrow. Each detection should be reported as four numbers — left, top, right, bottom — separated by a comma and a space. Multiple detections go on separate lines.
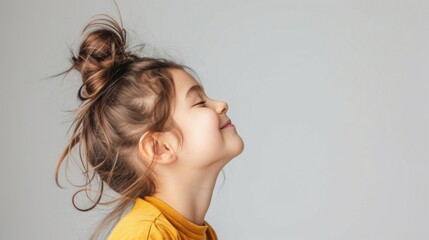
185, 84, 204, 99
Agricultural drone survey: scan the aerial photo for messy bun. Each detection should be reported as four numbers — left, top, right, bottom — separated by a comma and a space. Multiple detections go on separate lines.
55, 10, 186, 240
72, 16, 130, 100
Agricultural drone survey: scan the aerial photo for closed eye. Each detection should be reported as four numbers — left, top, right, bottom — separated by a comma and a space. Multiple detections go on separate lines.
194, 100, 206, 107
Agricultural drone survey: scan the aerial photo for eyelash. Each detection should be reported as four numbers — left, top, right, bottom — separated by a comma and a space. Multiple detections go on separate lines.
195, 100, 206, 106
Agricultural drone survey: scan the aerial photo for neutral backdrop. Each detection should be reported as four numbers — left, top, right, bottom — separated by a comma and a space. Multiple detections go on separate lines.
1, 0, 428, 239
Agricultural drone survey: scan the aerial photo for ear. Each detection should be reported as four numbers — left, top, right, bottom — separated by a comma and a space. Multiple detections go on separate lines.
138, 132, 177, 165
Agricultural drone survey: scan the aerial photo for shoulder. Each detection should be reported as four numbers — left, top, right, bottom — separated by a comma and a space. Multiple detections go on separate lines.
107, 198, 180, 240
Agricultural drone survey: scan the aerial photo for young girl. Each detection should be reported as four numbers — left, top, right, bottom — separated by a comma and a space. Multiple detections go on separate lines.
55, 11, 244, 240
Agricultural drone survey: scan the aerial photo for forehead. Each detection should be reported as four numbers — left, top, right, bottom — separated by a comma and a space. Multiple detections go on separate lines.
170, 69, 201, 97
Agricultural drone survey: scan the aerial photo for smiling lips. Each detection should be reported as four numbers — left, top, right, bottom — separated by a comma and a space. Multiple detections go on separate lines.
220, 119, 235, 129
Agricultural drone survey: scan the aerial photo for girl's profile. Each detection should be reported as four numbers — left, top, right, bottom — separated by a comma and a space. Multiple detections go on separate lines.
55, 7, 244, 240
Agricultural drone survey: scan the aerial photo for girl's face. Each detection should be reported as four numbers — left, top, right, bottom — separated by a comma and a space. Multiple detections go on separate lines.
170, 69, 244, 169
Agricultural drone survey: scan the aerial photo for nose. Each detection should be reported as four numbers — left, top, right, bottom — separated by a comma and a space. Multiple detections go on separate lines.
215, 100, 228, 114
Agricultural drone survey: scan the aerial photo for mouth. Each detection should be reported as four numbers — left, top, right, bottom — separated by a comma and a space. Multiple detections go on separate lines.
220, 119, 234, 129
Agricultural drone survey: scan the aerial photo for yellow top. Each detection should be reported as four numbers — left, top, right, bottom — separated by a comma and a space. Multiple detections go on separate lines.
108, 196, 218, 240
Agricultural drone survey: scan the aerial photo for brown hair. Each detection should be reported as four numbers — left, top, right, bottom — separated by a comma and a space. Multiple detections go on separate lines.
54, 12, 185, 239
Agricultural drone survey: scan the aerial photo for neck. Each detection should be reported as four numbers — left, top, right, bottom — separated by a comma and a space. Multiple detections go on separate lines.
153, 163, 223, 225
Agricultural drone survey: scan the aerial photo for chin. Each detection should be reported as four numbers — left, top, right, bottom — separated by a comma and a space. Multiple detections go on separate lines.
235, 136, 245, 156
225, 135, 245, 162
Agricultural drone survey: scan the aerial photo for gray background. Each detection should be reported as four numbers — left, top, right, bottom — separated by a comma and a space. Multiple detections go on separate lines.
1, 0, 428, 239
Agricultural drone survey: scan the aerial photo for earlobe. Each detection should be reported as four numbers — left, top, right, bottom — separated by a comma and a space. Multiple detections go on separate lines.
138, 132, 177, 165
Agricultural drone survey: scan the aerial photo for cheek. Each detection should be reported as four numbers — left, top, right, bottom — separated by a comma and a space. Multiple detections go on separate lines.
190, 112, 220, 143
181, 112, 223, 158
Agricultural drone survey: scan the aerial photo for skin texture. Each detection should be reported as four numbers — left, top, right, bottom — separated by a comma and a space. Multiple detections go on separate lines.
139, 69, 244, 225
